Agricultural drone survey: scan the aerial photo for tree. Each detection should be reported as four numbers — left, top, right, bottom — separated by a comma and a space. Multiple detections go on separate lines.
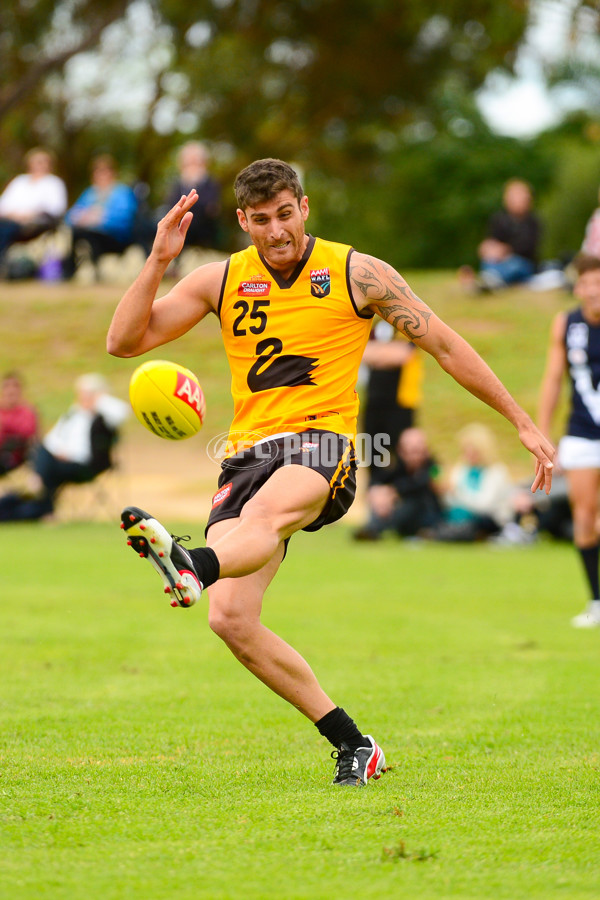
0, 2, 533, 183
0, 1, 128, 174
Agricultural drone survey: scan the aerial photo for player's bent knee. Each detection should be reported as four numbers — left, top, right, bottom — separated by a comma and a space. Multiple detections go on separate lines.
208, 594, 257, 652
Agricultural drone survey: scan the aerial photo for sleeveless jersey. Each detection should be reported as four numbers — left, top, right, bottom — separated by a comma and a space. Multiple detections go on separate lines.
564, 307, 600, 439
218, 235, 373, 451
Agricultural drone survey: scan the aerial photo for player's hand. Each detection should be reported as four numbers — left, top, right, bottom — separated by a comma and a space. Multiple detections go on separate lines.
152, 190, 198, 263
518, 423, 555, 494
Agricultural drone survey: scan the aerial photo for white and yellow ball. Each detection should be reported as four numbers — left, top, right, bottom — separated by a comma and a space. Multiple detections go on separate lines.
129, 359, 205, 440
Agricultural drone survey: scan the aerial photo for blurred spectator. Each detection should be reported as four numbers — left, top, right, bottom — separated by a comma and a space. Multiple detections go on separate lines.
496, 474, 572, 545
162, 141, 221, 250
429, 423, 513, 542
0, 374, 128, 522
459, 179, 542, 292
360, 319, 423, 485
354, 427, 442, 541
0, 148, 67, 270
62, 154, 138, 278
0, 372, 39, 476
581, 186, 600, 258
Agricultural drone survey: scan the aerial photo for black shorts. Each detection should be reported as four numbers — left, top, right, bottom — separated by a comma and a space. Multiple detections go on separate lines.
206, 430, 357, 536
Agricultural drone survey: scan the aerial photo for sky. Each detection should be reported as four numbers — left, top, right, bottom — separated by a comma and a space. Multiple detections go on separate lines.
477, 0, 592, 137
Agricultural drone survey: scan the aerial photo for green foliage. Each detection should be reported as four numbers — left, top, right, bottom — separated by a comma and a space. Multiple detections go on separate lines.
536, 119, 600, 260
309, 114, 554, 268
0, 0, 128, 182
1, 2, 599, 266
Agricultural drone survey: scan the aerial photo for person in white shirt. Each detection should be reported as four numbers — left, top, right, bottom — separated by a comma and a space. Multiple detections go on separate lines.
0, 147, 67, 262
0, 374, 128, 522
431, 422, 513, 541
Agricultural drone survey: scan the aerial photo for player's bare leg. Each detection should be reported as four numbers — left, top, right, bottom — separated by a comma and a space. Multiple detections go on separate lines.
120, 465, 386, 783
206, 517, 335, 722
205, 516, 386, 784
566, 468, 600, 627
209, 465, 330, 578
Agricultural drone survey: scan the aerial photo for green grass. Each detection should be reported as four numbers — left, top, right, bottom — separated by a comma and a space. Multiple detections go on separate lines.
0, 274, 590, 896
1, 522, 599, 899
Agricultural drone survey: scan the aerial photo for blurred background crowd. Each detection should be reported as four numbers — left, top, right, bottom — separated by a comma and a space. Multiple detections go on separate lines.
1, 0, 599, 540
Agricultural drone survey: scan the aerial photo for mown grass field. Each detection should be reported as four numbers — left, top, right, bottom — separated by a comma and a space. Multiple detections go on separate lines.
0, 274, 593, 899
1, 523, 599, 899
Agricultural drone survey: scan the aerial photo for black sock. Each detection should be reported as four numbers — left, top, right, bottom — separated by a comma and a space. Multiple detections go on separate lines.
578, 543, 600, 600
187, 546, 220, 588
315, 707, 369, 750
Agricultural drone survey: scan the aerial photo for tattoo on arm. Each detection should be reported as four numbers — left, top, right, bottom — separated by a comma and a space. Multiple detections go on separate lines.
351, 255, 432, 339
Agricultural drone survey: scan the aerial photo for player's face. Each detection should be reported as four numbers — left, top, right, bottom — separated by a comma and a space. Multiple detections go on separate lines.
576, 270, 600, 324
237, 190, 309, 276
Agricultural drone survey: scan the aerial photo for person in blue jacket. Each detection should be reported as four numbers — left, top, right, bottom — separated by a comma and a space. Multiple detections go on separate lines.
63, 154, 138, 278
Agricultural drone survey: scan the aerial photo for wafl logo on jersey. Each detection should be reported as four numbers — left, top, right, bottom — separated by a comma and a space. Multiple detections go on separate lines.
238, 276, 271, 297
175, 371, 205, 421
310, 267, 331, 298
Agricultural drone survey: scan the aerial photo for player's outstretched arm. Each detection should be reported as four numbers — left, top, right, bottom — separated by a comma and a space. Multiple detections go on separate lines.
107, 191, 222, 358
349, 252, 554, 493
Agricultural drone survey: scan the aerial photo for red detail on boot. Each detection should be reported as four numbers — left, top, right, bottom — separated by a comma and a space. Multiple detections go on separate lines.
366, 745, 382, 780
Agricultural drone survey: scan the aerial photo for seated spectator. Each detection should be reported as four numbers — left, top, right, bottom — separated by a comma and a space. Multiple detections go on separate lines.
162, 142, 221, 250
429, 423, 512, 542
581, 186, 600, 259
62, 154, 138, 278
0, 373, 128, 522
459, 179, 541, 292
0, 371, 39, 476
497, 473, 573, 545
0, 147, 67, 270
353, 428, 442, 540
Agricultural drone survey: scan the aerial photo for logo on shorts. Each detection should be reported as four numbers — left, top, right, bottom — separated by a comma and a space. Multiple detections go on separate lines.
212, 482, 232, 507
238, 276, 271, 297
301, 441, 319, 452
310, 267, 330, 298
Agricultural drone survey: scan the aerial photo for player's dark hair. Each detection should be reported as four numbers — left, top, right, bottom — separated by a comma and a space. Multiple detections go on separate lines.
573, 253, 600, 276
234, 158, 303, 210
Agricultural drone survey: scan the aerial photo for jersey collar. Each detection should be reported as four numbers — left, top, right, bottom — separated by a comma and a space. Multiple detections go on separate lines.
257, 235, 316, 290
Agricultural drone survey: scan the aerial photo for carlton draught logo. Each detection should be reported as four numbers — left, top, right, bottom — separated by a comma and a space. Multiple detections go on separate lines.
212, 482, 232, 507
310, 267, 331, 297
175, 372, 204, 421
238, 276, 271, 297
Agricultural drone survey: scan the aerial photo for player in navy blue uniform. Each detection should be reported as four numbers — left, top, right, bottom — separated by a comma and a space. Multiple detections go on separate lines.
539, 254, 600, 626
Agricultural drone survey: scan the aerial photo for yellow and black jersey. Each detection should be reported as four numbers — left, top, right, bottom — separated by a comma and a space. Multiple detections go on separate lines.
218, 235, 373, 452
